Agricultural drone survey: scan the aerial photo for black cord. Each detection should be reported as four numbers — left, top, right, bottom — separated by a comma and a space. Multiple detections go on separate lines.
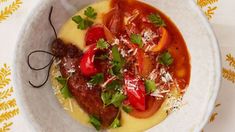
27, 6, 58, 88
27, 50, 55, 70
49, 6, 57, 38
28, 57, 55, 88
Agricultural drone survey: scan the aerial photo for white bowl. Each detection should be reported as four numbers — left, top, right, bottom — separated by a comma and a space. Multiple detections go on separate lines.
13, 0, 221, 131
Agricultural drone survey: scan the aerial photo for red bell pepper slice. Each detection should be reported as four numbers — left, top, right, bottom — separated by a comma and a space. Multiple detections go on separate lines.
85, 26, 106, 46
80, 44, 98, 76
124, 73, 146, 111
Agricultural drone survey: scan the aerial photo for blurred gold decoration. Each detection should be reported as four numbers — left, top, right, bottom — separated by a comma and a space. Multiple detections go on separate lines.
0, 99, 17, 111
223, 68, 235, 83
0, 0, 10, 3
0, 64, 19, 131
0, 122, 12, 132
196, 0, 219, 20
197, 0, 218, 8
226, 54, 235, 69
215, 103, 221, 108
0, 0, 22, 22
0, 64, 11, 89
0, 108, 19, 123
0, 87, 13, 100
204, 6, 217, 19
210, 112, 218, 123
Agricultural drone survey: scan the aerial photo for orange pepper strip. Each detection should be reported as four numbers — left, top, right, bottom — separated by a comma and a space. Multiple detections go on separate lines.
151, 27, 170, 52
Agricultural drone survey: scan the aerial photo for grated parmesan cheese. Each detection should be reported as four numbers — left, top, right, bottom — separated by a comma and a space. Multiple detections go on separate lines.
150, 89, 164, 98
165, 94, 183, 113
132, 48, 138, 56
101, 76, 116, 88
111, 38, 120, 46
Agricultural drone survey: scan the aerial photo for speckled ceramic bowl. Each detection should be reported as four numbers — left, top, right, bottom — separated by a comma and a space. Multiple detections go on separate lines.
13, 0, 221, 131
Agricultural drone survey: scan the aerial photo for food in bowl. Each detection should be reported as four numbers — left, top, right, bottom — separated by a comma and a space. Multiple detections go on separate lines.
29, 0, 191, 131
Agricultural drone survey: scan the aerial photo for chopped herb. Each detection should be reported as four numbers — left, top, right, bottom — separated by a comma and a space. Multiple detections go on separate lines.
159, 51, 174, 66
110, 118, 121, 128
122, 105, 132, 113
72, 15, 83, 24
106, 80, 122, 90
84, 6, 97, 19
72, 15, 94, 30
56, 76, 67, 84
112, 46, 122, 63
89, 116, 101, 130
145, 80, 157, 94
101, 92, 112, 105
109, 69, 123, 80
89, 73, 104, 85
111, 46, 125, 76
101, 92, 126, 107
148, 13, 166, 27
110, 92, 126, 107
97, 39, 109, 49
130, 34, 143, 48
95, 54, 109, 60
60, 85, 72, 99
56, 76, 72, 99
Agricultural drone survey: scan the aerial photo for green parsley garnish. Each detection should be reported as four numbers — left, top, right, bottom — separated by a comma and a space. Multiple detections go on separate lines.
89, 73, 104, 86
72, 7, 97, 30
110, 92, 126, 107
101, 92, 126, 107
110, 118, 121, 128
158, 51, 174, 66
56, 76, 72, 99
84, 6, 97, 19
97, 39, 109, 50
130, 33, 143, 48
145, 80, 157, 94
89, 116, 101, 130
101, 92, 112, 106
72, 15, 93, 30
111, 46, 125, 76
122, 105, 132, 113
110, 109, 121, 129
106, 80, 122, 90
148, 13, 166, 27
112, 46, 122, 63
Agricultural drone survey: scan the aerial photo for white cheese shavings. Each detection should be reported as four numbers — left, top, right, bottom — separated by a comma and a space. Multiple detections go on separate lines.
160, 68, 173, 83
142, 29, 158, 44
101, 76, 116, 88
148, 69, 158, 80
55, 60, 61, 66
68, 68, 76, 74
111, 38, 120, 46
120, 49, 127, 57
132, 48, 138, 56
128, 49, 134, 54
165, 95, 184, 113
125, 79, 139, 90
150, 89, 164, 98
69, 99, 74, 112
120, 36, 129, 44
87, 83, 93, 89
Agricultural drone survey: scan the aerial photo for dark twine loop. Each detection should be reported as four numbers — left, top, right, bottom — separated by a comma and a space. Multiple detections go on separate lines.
27, 50, 55, 70
49, 6, 57, 38
27, 6, 58, 88
28, 56, 55, 88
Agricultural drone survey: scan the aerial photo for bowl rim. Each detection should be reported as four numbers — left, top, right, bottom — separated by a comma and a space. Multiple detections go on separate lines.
187, 0, 222, 131
12, 0, 222, 131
